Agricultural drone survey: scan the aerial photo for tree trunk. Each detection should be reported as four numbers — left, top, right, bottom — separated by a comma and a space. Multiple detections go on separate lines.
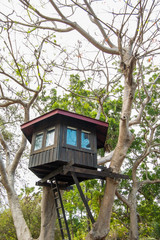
86, 178, 118, 240
86, 50, 137, 240
8, 190, 33, 240
39, 186, 57, 240
7, 177, 56, 240
129, 186, 139, 240
86, 123, 135, 239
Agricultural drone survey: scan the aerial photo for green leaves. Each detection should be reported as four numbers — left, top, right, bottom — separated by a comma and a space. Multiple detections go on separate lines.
15, 68, 22, 76
0, 187, 41, 240
0, 208, 17, 240
62, 179, 105, 238
27, 27, 37, 34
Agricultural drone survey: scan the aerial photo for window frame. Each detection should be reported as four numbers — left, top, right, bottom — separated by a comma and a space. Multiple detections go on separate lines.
33, 132, 44, 151
32, 127, 56, 153
45, 127, 55, 148
66, 126, 78, 147
81, 130, 92, 150
65, 126, 93, 151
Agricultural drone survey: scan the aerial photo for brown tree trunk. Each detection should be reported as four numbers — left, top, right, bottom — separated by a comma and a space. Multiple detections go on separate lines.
86, 178, 118, 240
86, 52, 137, 240
8, 190, 32, 240
39, 186, 57, 240
129, 186, 139, 240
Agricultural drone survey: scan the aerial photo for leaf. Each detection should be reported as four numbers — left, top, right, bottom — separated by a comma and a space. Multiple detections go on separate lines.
37, 85, 40, 91
27, 27, 36, 33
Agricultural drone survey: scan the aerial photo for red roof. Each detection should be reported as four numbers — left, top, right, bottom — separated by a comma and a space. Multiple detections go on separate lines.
21, 109, 109, 148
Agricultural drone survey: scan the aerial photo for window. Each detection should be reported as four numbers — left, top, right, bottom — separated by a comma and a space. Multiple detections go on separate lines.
33, 128, 55, 152
34, 133, 43, 151
66, 127, 77, 146
81, 131, 91, 150
46, 128, 55, 147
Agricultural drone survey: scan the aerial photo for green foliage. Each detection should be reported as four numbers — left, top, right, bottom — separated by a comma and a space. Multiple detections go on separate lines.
38, 74, 123, 153
107, 220, 128, 239
39, 74, 98, 118
19, 187, 41, 239
61, 179, 105, 239
0, 208, 17, 240
0, 187, 41, 240
137, 183, 160, 239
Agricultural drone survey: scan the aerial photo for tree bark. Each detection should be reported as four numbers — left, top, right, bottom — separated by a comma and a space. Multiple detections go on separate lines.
86, 178, 118, 240
86, 48, 137, 239
39, 186, 57, 240
7, 189, 33, 240
129, 186, 139, 240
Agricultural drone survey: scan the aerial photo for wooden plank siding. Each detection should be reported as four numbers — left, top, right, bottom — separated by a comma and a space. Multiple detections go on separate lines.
29, 148, 59, 168
58, 147, 97, 169
29, 146, 97, 169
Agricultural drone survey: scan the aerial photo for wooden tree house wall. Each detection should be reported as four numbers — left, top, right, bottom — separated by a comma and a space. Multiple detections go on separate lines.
21, 109, 109, 179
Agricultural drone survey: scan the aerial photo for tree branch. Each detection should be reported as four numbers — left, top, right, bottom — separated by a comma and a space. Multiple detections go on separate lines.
0, 153, 11, 192
0, 70, 39, 93
98, 151, 114, 165
9, 134, 27, 179
129, 71, 160, 126
19, 0, 119, 55
139, 179, 160, 188
115, 189, 131, 208
9, 107, 29, 178
0, 97, 27, 108
0, 131, 10, 169
83, 0, 117, 49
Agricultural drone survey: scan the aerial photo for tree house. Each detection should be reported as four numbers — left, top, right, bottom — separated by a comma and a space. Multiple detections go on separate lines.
21, 109, 128, 240
21, 108, 110, 183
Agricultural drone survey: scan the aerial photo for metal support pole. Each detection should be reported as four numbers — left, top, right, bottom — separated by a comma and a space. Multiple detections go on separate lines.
71, 171, 95, 224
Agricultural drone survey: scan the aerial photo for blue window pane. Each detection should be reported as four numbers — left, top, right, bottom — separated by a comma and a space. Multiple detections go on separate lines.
34, 133, 43, 151
66, 128, 77, 146
81, 132, 91, 150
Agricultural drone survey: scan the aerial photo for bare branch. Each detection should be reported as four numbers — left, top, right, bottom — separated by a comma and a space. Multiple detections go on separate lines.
0, 154, 11, 192
98, 151, 114, 165
0, 131, 10, 169
139, 179, 160, 188
83, 0, 117, 49
129, 72, 160, 126
115, 189, 131, 208
18, 0, 119, 55
9, 134, 27, 177
0, 69, 39, 93
0, 97, 27, 108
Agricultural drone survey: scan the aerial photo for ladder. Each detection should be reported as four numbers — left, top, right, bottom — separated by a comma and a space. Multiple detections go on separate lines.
51, 177, 71, 240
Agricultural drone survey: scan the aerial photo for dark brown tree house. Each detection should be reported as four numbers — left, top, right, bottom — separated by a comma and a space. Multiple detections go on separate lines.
21, 109, 128, 185
21, 108, 111, 183
21, 109, 128, 240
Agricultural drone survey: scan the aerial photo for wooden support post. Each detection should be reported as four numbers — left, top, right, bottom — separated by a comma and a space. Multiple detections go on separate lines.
39, 166, 64, 183
71, 171, 95, 224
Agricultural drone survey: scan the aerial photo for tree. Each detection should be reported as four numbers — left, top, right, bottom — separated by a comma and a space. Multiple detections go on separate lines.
0, 187, 41, 240
0, 1, 160, 239
0, 20, 58, 239
38, 71, 160, 239
115, 68, 160, 239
